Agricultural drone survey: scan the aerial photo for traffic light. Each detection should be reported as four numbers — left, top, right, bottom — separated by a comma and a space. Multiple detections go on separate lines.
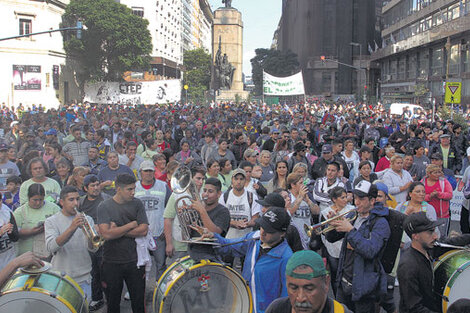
320, 56, 325, 65
364, 85, 367, 90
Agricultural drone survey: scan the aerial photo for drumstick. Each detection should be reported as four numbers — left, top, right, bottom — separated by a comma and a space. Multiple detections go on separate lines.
434, 242, 470, 251
218, 237, 260, 247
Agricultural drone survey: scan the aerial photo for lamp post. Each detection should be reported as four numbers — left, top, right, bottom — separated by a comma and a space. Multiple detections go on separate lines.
350, 42, 364, 101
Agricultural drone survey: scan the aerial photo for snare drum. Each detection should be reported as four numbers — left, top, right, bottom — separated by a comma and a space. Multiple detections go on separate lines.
433, 249, 470, 313
153, 256, 253, 313
0, 270, 88, 313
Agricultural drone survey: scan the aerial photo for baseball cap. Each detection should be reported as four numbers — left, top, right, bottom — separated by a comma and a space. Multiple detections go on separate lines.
440, 133, 451, 138
232, 168, 246, 179
286, 250, 328, 280
294, 142, 306, 152
45, 128, 58, 136
139, 160, 155, 171
322, 144, 333, 154
255, 207, 290, 233
271, 128, 280, 134
403, 212, 445, 237
10, 121, 19, 128
256, 193, 285, 208
244, 148, 258, 158
353, 180, 378, 198
0, 143, 10, 151
375, 182, 392, 200
431, 152, 443, 160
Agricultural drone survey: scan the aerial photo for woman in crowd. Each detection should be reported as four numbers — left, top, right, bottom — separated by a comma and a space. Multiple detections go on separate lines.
266, 160, 289, 193
353, 160, 378, 187
341, 139, 360, 182
152, 153, 167, 181
46, 142, 66, 177
174, 139, 202, 169
272, 139, 289, 163
205, 158, 228, 191
383, 155, 413, 204
423, 164, 452, 237
13, 184, 60, 259
376, 146, 395, 172
320, 186, 353, 296
258, 150, 275, 184
67, 166, 90, 196
52, 158, 71, 188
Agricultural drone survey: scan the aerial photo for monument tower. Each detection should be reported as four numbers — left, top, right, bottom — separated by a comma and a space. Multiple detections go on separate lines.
212, 0, 249, 101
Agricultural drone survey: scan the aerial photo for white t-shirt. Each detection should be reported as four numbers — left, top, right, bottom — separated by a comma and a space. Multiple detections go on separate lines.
219, 190, 261, 239
289, 193, 311, 249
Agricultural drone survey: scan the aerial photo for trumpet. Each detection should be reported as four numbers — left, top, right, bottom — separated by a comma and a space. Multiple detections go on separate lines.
304, 209, 357, 237
74, 207, 104, 249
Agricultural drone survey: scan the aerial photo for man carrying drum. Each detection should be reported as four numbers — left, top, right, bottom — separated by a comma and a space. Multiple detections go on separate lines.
398, 212, 470, 313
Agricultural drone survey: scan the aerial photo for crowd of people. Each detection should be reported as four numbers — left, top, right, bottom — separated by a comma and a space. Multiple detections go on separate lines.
0, 100, 469, 313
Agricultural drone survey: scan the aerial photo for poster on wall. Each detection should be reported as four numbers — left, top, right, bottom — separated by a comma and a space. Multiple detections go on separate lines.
12, 65, 42, 90
84, 80, 181, 105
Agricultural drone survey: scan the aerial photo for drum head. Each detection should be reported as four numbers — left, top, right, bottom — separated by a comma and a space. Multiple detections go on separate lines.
0, 291, 71, 313
156, 261, 252, 313
446, 262, 470, 310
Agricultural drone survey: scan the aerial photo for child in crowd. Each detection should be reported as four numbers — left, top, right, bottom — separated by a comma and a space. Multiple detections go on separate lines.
3, 176, 21, 211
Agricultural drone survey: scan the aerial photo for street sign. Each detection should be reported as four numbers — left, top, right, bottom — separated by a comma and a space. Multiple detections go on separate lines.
183, 84, 189, 90
445, 82, 461, 104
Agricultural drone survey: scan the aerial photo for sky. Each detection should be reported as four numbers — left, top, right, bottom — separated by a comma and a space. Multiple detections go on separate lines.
208, 0, 282, 76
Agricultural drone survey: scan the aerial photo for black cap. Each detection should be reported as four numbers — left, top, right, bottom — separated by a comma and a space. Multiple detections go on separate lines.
256, 193, 285, 208
256, 207, 290, 233
294, 142, 306, 152
431, 152, 443, 160
403, 212, 445, 237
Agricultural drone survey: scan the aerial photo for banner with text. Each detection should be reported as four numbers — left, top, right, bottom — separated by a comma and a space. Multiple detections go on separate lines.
84, 80, 181, 105
450, 175, 464, 222
263, 71, 305, 96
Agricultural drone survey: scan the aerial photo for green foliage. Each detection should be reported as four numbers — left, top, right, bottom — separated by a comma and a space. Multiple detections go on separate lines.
414, 84, 430, 104
183, 48, 211, 102
437, 105, 468, 131
250, 48, 300, 95
62, 0, 152, 82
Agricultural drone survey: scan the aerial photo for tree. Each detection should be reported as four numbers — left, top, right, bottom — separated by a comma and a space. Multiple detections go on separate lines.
61, 0, 152, 83
251, 48, 300, 95
183, 49, 211, 102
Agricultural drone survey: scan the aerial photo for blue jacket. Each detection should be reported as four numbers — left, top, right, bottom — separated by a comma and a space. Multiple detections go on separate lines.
326, 203, 390, 301
214, 231, 293, 313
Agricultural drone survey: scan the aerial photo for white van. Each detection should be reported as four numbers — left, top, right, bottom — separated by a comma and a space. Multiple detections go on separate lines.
389, 103, 424, 116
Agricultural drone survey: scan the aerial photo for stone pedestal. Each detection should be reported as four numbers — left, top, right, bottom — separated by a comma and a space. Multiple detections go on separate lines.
212, 8, 247, 101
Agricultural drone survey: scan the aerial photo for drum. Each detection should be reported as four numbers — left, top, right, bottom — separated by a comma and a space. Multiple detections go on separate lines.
0, 269, 88, 313
433, 249, 470, 313
153, 256, 253, 313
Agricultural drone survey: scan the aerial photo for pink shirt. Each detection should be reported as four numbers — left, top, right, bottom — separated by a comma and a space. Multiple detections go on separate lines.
424, 177, 453, 218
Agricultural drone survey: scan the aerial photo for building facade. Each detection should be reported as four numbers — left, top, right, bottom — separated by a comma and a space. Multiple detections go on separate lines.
276, 0, 377, 96
181, 0, 212, 53
372, 0, 470, 105
0, 0, 80, 109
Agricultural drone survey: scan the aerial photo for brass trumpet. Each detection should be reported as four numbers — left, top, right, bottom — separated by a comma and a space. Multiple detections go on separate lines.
74, 207, 104, 249
304, 209, 357, 237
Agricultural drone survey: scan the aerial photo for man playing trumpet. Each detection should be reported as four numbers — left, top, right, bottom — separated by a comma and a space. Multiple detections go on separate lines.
45, 185, 98, 300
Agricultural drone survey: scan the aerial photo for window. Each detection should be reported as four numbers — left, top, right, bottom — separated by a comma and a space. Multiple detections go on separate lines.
19, 18, 32, 35
418, 51, 429, 78
132, 7, 144, 17
464, 49, 470, 72
398, 57, 406, 80
449, 45, 460, 74
431, 48, 443, 76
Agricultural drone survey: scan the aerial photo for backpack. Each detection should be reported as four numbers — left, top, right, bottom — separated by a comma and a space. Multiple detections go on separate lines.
223, 188, 253, 210
369, 209, 406, 274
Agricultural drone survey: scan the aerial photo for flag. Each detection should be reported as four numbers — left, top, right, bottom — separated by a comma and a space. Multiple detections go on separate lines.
374, 41, 379, 51
368, 43, 373, 54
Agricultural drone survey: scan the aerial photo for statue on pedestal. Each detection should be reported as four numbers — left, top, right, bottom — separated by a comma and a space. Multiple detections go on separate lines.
222, 0, 232, 8
214, 37, 235, 90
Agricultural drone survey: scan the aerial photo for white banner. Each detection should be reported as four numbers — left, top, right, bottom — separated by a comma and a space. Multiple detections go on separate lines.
263, 71, 305, 96
450, 175, 464, 221
84, 80, 181, 105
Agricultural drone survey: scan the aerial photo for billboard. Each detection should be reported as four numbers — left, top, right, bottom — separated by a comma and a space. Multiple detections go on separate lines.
13, 65, 42, 90
84, 80, 181, 105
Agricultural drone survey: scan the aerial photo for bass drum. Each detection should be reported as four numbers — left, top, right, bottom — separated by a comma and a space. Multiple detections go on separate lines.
433, 249, 470, 313
154, 256, 253, 313
0, 269, 88, 313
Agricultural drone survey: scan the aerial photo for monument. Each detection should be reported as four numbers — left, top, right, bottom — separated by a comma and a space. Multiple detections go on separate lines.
212, 0, 249, 101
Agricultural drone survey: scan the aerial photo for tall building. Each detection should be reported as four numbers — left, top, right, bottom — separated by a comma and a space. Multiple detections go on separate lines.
0, 0, 80, 109
372, 0, 470, 105
119, 0, 212, 79
181, 0, 212, 53
276, 0, 377, 96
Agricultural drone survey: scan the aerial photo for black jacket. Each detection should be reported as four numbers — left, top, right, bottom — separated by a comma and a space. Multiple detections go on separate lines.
428, 143, 462, 174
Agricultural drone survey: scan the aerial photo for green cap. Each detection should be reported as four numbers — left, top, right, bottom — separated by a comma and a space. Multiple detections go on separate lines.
286, 250, 328, 280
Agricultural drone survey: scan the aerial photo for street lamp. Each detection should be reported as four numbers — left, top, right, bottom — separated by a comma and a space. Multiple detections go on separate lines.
350, 42, 364, 101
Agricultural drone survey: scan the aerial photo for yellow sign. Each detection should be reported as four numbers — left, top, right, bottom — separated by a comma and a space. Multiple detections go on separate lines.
445, 82, 461, 104
183, 84, 189, 90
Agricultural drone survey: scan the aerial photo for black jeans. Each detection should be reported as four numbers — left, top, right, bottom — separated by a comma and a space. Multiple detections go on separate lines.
90, 250, 103, 302
337, 282, 376, 313
101, 261, 146, 313
460, 206, 470, 234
